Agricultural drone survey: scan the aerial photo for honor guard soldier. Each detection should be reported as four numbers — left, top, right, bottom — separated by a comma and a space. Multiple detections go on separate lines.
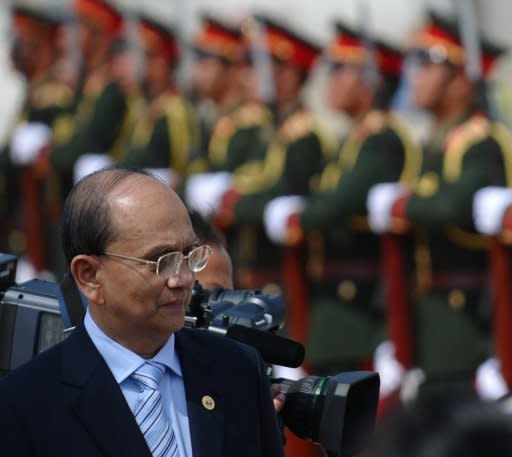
368, 11, 509, 394
184, 14, 248, 176
205, 18, 274, 174
0, 3, 72, 273
49, 0, 140, 192
262, 22, 420, 375
118, 14, 200, 187
187, 15, 328, 293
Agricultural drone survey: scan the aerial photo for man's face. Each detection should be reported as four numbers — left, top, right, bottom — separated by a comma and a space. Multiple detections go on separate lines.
195, 244, 233, 290
93, 175, 196, 349
411, 61, 453, 111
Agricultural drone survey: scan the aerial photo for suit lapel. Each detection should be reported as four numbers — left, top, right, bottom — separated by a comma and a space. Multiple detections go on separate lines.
176, 330, 225, 457
61, 325, 151, 457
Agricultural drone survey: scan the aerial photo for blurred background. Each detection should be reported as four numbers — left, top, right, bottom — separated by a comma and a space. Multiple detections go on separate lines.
2, 0, 512, 145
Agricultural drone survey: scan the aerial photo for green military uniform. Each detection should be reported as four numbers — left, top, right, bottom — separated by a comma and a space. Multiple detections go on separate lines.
185, 15, 248, 177
51, 78, 144, 186
50, 0, 131, 195
118, 14, 201, 178
0, 75, 73, 258
0, 5, 72, 272
219, 15, 325, 290
301, 111, 421, 373
405, 113, 512, 383
232, 105, 331, 288
127, 93, 200, 176
393, 11, 510, 390
207, 101, 273, 173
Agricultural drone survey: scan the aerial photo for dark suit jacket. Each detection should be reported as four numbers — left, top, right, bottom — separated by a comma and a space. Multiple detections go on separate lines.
0, 324, 285, 457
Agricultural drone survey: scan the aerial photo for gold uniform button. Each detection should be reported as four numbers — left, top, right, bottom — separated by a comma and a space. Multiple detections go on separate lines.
337, 280, 356, 301
202, 395, 215, 411
448, 289, 466, 311
416, 172, 439, 197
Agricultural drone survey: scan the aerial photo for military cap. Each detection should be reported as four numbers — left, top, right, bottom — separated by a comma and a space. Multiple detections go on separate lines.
414, 10, 504, 77
74, 0, 123, 37
250, 15, 321, 73
193, 14, 245, 63
11, 4, 64, 43
139, 15, 179, 62
325, 21, 404, 78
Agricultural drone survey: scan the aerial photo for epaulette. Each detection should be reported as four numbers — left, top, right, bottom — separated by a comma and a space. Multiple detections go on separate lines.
237, 102, 272, 128
31, 81, 72, 109
148, 91, 179, 121
211, 113, 237, 140
443, 114, 491, 182
361, 110, 388, 136
279, 110, 315, 142
445, 114, 490, 155
83, 65, 110, 98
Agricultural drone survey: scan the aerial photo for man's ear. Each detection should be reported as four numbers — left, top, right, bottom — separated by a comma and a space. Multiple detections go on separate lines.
70, 255, 103, 305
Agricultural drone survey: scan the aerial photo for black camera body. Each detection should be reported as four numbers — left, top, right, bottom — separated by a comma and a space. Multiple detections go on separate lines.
185, 282, 380, 457
187, 282, 286, 333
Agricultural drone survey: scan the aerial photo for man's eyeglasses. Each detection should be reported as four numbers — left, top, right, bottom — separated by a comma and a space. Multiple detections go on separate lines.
102, 245, 213, 278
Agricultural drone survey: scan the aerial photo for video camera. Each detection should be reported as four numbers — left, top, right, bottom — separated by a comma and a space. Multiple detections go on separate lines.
0, 254, 379, 457
186, 282, 380, 457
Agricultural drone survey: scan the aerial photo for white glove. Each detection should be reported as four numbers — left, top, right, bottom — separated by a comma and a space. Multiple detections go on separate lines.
184, 172, 233, 218
367, 182, 409, 233
473, 186, 512, 235
400, 367, 426, 404
145, 168, 178, 189
263, 195, 305, 244
475, 357, 508, 400
73, 154, 114, 184
9, 122, 52, 165
373, 340, 405, 397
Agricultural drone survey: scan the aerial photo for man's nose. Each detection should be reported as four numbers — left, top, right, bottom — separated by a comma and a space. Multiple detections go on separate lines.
166, 260, 195, 289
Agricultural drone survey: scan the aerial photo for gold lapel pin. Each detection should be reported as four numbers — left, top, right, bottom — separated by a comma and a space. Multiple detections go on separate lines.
202, 395, 216, 411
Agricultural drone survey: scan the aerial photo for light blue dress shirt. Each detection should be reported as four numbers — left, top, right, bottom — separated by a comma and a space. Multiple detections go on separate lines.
84, 309, 192, 457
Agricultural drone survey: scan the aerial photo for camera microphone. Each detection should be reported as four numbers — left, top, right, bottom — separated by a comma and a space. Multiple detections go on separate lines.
225, 324, 305, 368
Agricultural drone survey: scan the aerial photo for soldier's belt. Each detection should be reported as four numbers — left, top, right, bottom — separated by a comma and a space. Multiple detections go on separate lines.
313, 260, 380, 281
428, 271, 489, 291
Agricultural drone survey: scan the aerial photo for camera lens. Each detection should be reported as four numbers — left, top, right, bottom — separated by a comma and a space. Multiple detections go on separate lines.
275, 371, 380, 457
278, 375, 329, 442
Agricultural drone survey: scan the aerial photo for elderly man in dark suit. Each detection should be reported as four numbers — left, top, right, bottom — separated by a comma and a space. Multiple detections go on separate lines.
0, 167, 284, 457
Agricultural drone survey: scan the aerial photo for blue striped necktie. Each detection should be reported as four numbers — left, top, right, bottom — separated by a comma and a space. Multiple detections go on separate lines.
131, 361, 179, 457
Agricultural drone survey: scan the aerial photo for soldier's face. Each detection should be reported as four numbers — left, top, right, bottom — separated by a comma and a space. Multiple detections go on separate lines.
327, 64, 368, 116
411, 62, 454, 111
144, 50, 173, 97
192, 56, 228, 101
272, 60, 303, 107
10, 35, 38, 76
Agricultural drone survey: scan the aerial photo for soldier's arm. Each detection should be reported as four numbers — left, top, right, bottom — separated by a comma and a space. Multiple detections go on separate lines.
219, 126, 267, 172
142, 116, 171, 168
51, 81, 126, 173
301, 130, 405, 231
234, 132, 324, 225
406, 138, 506, 229
86, 81, 127, 153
